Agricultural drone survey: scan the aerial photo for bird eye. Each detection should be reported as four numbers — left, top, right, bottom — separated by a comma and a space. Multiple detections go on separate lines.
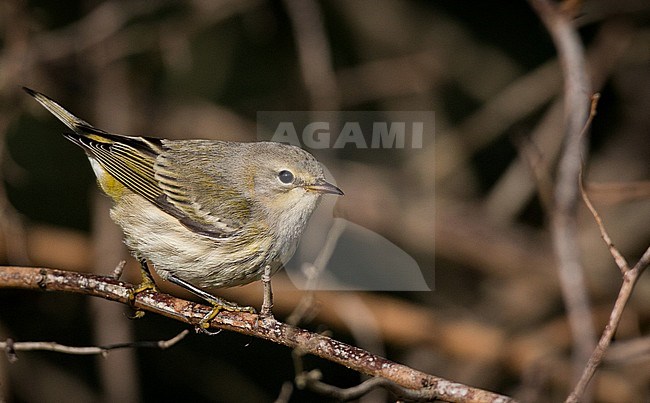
278, 170, 295, 184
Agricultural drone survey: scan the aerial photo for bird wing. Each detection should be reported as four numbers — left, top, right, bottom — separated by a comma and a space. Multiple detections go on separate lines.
67, 131, 246, 238
24, 87, 243, 238
153, 141, 250, 237
64, 130, 164, 203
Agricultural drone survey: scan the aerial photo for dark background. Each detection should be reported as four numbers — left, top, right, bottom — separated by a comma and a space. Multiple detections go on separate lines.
1, 0, 649, 402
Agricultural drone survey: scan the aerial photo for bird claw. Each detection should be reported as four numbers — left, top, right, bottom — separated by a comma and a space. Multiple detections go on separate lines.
197, 302, 256, 332
126, 266, 159, 318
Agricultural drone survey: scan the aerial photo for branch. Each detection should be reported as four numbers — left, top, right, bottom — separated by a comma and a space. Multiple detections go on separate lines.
528, 0, 596, 384
0, 266, 515, 403
568, 91, 648, 399
566, 246, 650, 402
297, 369, 449, 401
1, 330, 189, 361
580, 170, 629, 274
566, 189, 650, 401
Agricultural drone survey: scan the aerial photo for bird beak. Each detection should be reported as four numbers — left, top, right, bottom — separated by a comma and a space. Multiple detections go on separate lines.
304, 180, 344, 195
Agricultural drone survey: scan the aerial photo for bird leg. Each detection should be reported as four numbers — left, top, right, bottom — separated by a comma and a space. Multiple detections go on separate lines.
127, 258, 160, 318
167, 274, 255, 332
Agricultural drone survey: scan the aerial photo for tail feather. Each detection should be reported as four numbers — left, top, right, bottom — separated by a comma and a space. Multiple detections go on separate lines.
23, 87, 240, 239
23, 87, 164, 154
22, 87, 94, 133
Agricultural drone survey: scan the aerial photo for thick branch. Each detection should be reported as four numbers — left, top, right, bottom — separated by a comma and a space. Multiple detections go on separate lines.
0, 266, 515, 403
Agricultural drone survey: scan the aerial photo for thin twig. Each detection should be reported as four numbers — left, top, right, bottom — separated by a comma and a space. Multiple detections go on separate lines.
1, 330, 189, 361
0, 265, 515, 403
286, 218, 346, 326
111, 260, 127, 279
274, 381, 294, 403
576, 94, 630, 274
486, 23, 633, 223
569, 103, 650, 401
579, 174, 629, 274
566, 245, 650, 402
298, 369, 449, 402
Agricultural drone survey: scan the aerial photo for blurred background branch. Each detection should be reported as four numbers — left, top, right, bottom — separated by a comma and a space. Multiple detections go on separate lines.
529, 0, 596, 392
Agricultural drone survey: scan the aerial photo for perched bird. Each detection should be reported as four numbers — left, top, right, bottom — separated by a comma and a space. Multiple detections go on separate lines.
23, 87, 343, 326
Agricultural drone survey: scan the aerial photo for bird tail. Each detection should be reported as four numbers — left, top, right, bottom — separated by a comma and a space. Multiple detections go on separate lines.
22, 87, 164, 152
22, 87, 95, 133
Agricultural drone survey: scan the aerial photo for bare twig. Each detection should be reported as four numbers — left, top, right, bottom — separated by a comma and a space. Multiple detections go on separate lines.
566, 246, 650, 402
286, 218, 346, 326
274, 381, 294, 403
486, 22, 633, 223
528, 0, 596, 386
570, 88, 649, 400
0, 265, 515, 403
297, 369, 451, 402
575, 93, 631, 275
579, 174, 630, 274
1, 330, 189, 361
111, 260, 127, 279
